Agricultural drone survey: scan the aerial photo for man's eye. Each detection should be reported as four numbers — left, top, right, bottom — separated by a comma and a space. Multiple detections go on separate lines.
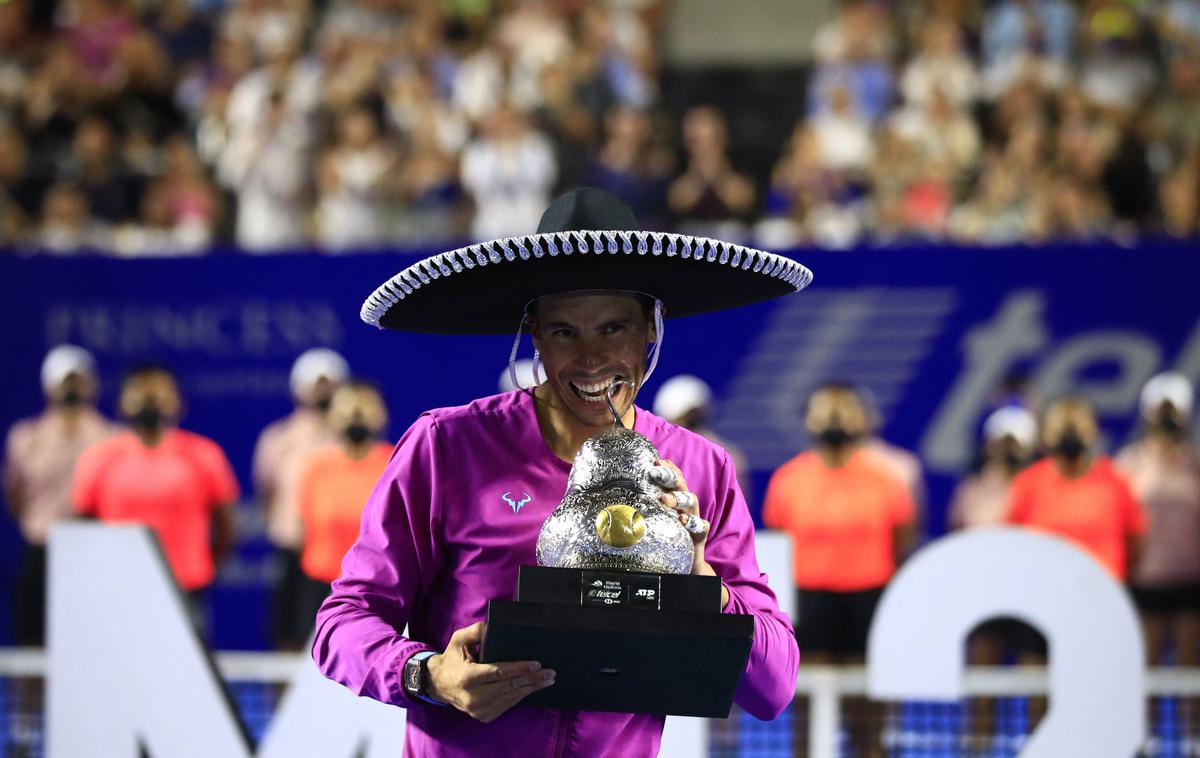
552, 329, 575, 339
602, 324, 625, 335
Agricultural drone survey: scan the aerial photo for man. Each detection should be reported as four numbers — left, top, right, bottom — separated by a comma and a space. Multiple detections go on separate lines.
294, 381, 392, 640
4, 345, 115, 645
949, 405, 1039, 664
1116, 373, 1200, 665
1008, 397, 1147, 582
652, 373, 751, 499
762, 382, 917, 663
73, 364, 239, 630
253, 348, 349, 649
949, 406, 1038, 530
313, 187, 809, 755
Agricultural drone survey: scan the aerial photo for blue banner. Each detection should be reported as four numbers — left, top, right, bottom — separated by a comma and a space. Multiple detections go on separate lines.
1, 241, 1193, 648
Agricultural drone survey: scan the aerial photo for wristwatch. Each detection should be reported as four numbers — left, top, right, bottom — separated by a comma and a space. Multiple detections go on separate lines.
403, 651, 446, 706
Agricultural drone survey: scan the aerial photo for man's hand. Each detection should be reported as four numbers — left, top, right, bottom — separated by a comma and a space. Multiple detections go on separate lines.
425, 622, 555, 723
653, 459, 730, 609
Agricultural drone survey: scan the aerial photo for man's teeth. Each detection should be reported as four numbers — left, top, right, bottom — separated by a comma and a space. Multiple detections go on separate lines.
573, 378, 618, 399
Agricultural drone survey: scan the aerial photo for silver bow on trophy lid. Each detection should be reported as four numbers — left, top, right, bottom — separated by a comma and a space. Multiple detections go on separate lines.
535, 382, 696, 574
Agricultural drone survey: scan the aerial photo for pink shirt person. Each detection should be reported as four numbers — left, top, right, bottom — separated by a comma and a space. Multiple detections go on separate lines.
313, 391, 799, 757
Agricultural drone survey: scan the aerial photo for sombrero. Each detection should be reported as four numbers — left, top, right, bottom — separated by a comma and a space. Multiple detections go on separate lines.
361, 188, 813, 335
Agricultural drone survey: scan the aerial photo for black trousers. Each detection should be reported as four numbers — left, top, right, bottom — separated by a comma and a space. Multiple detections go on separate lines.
13, 544, 47, 646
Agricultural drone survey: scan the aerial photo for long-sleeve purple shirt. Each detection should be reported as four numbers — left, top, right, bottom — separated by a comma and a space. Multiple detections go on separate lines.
313, 390, 799, 757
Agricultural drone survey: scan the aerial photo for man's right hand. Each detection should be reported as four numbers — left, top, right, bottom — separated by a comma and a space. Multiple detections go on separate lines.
425, 621, 556, 723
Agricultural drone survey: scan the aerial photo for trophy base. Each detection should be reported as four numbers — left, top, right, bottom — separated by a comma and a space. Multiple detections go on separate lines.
480, 567, 754, 718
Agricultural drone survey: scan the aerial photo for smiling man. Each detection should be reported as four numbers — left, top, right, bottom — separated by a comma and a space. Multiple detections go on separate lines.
312, 187, 811, 756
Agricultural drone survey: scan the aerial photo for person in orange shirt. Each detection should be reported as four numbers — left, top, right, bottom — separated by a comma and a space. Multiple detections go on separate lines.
763, 382, 917, 663
294, 381, 392, 639
1007, 397, 1147, 583
73, 364, 239, 632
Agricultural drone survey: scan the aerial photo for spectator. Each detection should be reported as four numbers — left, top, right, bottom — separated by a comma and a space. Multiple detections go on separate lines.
652, 374, 751, 501
950, 407, 1038, 530
62, 114, 141, 226
1159, 0, 1200, 61
3, 345, 116, 644
583, 105, 671, 228
111, 179, 208, 257
294, 381, 392, 640
315, 104, 398, 251
949, 406, 1039, 664
0, 127, 46, 242
1117, 373, 1200, 666
900, 17, 980, 110
981, 0, 1076, 97
950, 158, 1036, 243
460, 103, 557, 241
73, 363, 239, 632
252, 348, 349, 650
808, 0, 896, 125
1077, 0, 1156, 114
218, 90, 310, 252
1160, 160, 1199, 239
29, 181, 110, 254
763, 382, 917, 663
1007, 397, 1147, 582
811, 83, 875, 173
667, 106, 755, 237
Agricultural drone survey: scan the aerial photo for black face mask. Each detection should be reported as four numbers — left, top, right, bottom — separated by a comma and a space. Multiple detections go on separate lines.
1053, 429, 1088, 461
60, 389, 84, 408
343, 422, 372, 445
130, 403, 165, 431
1153, 412, 1186, 439
1000, 450, 1025, 471
816, 425, 857, 449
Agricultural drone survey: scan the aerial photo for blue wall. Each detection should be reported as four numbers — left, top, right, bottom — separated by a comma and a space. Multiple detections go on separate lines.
1, 241, 1194, 648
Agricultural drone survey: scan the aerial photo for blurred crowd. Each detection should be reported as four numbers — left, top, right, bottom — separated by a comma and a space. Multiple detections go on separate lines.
758, 0, 1200, 247
1, 0, 1198, 257
6, 342, 1200, 671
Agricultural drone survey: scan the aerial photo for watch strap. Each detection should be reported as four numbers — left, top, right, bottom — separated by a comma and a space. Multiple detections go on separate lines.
407, 651, 448, 707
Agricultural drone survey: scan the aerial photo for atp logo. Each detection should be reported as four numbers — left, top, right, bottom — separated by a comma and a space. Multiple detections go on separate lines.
501, 491, 532, 514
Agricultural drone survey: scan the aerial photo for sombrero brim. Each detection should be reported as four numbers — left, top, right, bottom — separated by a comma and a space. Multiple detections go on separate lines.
361, 230, 813, 334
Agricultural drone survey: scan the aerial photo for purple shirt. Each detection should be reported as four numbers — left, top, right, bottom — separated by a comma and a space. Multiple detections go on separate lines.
313, 390, 799, 757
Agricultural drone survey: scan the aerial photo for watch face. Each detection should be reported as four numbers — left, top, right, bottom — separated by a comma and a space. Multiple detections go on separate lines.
404, 658, 422, 694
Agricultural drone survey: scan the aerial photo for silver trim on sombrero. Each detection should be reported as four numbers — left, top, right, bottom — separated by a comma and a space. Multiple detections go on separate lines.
360, 230, 814, 328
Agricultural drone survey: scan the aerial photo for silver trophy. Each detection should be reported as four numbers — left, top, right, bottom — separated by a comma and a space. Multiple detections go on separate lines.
535, 382, 698, 575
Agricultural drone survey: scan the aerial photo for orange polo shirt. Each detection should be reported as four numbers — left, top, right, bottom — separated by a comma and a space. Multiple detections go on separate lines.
73, 429, 239, 591
298, 442, 392, 583
1007, 457, 1147, 580
763, 448, 916, 592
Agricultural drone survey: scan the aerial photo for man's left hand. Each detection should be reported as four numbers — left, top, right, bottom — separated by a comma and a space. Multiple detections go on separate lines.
653, 458, 729, 609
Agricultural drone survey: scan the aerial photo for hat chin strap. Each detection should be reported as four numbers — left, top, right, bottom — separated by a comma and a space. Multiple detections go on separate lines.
507, 298, 665, 395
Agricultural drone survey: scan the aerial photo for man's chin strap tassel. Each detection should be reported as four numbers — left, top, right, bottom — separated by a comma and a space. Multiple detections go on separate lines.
641, 298, 665, 389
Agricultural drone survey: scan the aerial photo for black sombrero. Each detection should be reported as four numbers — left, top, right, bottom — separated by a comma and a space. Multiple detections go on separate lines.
361, 188, 813, 335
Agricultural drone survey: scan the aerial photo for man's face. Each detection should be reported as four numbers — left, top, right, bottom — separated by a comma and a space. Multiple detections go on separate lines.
49, 371, 97, 408
1042, 401, 1099, 454
804, 388, 868, 442
327, 385, 388, 436
532, 293, 653, 429
119, 372, 183, 425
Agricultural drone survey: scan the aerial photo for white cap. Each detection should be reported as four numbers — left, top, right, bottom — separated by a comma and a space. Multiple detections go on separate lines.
289, 349, 350, 398
652, 375, 713, 421
1141, 372, 1193, 417
40, 345, 96, 391
983, 406, 1038, 449
498, 359, 540, 392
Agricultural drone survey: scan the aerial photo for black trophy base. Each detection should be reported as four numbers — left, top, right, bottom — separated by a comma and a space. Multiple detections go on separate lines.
480, 566, 753, 718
